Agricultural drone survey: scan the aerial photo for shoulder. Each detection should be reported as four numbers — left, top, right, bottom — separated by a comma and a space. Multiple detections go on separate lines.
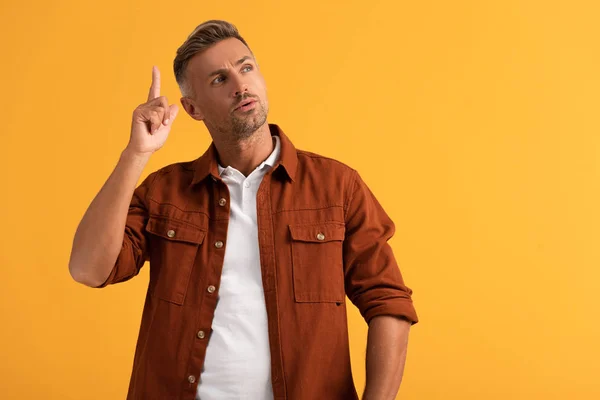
293, 149, 360, 208
154, 159, 196, 176
296, 149, 357, 177
139, 159, 197, 190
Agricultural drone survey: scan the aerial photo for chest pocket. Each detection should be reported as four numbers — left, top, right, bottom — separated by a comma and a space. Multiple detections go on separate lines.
146, 216, 206, 305
289, 223, 346, 303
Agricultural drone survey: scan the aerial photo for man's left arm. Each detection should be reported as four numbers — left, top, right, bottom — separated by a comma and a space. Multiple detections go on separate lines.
363, 316, 411, 400
343, 170, 419, 399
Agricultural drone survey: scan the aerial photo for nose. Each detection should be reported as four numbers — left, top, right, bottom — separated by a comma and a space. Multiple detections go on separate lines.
234, 84, 249, 97
231, 74, 249, 97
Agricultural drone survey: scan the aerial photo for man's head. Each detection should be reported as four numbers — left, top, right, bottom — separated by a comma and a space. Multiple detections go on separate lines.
174, 20, 269, 141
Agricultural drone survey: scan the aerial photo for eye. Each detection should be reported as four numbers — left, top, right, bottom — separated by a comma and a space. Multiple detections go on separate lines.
242, 64, 253, 72
213, 75, 225, 84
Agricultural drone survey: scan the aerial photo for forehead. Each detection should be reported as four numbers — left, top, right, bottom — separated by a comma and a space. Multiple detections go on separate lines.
187, 38, 254, 77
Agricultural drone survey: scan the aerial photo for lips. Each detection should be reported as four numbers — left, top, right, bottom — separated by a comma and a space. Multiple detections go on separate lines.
234, 98, 256, 111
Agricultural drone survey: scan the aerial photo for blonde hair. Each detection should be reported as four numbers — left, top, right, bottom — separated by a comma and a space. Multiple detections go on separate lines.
173, 20, 252, 96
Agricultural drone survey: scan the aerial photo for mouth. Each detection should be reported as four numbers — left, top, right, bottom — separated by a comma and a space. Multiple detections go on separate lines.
234, 99, 257, 112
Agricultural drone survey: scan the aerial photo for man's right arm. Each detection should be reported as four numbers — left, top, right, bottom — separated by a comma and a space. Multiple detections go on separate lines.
68, 66, 179, 288
68, 149, 151, 287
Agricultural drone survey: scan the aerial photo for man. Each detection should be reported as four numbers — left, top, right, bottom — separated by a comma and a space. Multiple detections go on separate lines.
69, 20, 419, 400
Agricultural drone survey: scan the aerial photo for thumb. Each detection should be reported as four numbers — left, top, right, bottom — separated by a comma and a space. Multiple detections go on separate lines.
168, 104, 180, 123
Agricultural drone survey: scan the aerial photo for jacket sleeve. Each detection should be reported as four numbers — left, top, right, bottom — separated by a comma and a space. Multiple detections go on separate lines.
343, 170, 419, 325
94, 172, 156, 288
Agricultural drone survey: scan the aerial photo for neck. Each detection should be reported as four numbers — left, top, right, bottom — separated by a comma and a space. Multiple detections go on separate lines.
213, 123, 274, 176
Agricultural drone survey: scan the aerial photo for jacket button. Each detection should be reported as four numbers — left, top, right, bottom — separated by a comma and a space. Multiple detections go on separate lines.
218, 198, 227, 206
197, 330, 205, 339
316, 232, 325, 241
167, 230, 175, 238
188, 375, 196, 384
215, 240, 224, 248
207, 285, 216, 294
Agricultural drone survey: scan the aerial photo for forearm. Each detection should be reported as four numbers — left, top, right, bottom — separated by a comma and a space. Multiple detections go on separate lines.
363, 315, 411, 400
68, 148, 150, 287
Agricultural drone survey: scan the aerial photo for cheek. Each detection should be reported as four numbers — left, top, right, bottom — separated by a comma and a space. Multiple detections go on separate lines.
259, 77, 268, 93
256, 80, 268, 100
199, 97, 227, 118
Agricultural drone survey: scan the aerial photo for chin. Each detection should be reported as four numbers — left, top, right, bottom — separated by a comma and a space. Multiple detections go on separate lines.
230, 111, 268, 138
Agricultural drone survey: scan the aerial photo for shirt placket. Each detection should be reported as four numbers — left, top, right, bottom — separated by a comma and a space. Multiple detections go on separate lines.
256, 173, 287, 399
183, 175, 231, 399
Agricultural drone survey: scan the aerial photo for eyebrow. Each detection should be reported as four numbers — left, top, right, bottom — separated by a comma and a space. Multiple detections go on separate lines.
208, 56, 254, 78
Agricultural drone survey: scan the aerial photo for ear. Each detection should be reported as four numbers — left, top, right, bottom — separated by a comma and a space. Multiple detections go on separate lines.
180, 97, 204, 121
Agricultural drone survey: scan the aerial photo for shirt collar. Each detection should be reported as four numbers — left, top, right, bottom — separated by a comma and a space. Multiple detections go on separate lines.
217, 134, 281, 176
192, 123, 297, 185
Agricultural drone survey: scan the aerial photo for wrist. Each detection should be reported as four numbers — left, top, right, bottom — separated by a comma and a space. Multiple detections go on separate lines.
362, 387, 393, 400
120, 147, 152, 170
121, 147, 152, 162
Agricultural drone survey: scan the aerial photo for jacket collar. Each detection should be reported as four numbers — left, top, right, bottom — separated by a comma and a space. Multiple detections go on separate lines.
191, 123, 298, 185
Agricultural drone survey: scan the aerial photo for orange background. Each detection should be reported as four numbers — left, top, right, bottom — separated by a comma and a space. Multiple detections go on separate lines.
1, 0, 599, 399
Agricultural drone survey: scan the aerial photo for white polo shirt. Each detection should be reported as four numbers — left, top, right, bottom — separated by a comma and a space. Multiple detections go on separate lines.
196, 135, 280, 400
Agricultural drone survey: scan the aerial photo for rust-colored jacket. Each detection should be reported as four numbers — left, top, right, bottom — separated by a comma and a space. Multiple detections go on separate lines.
96, 124, 419, 399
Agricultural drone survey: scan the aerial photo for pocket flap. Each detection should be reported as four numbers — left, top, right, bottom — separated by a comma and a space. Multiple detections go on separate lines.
289, 223, 345, 243
147, 216, 206, 245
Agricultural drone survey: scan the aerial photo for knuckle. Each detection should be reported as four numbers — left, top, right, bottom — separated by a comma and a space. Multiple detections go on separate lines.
133, 109, 145, 119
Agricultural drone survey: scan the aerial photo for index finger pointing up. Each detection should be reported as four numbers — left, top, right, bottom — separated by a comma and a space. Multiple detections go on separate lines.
148, 66, 161, 101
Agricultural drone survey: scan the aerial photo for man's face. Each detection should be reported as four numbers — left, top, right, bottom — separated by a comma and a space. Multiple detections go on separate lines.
182, 38, 269, 140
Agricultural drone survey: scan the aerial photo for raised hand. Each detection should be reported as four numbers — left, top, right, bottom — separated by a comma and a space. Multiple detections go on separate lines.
127, 66, 180, 155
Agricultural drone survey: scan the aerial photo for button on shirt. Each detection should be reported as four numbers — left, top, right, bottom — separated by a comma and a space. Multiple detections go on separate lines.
196, 136, 281, 400
95, 124, 419, 400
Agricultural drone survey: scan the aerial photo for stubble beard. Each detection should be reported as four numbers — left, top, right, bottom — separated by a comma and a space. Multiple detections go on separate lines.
228, 100, 269, 141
